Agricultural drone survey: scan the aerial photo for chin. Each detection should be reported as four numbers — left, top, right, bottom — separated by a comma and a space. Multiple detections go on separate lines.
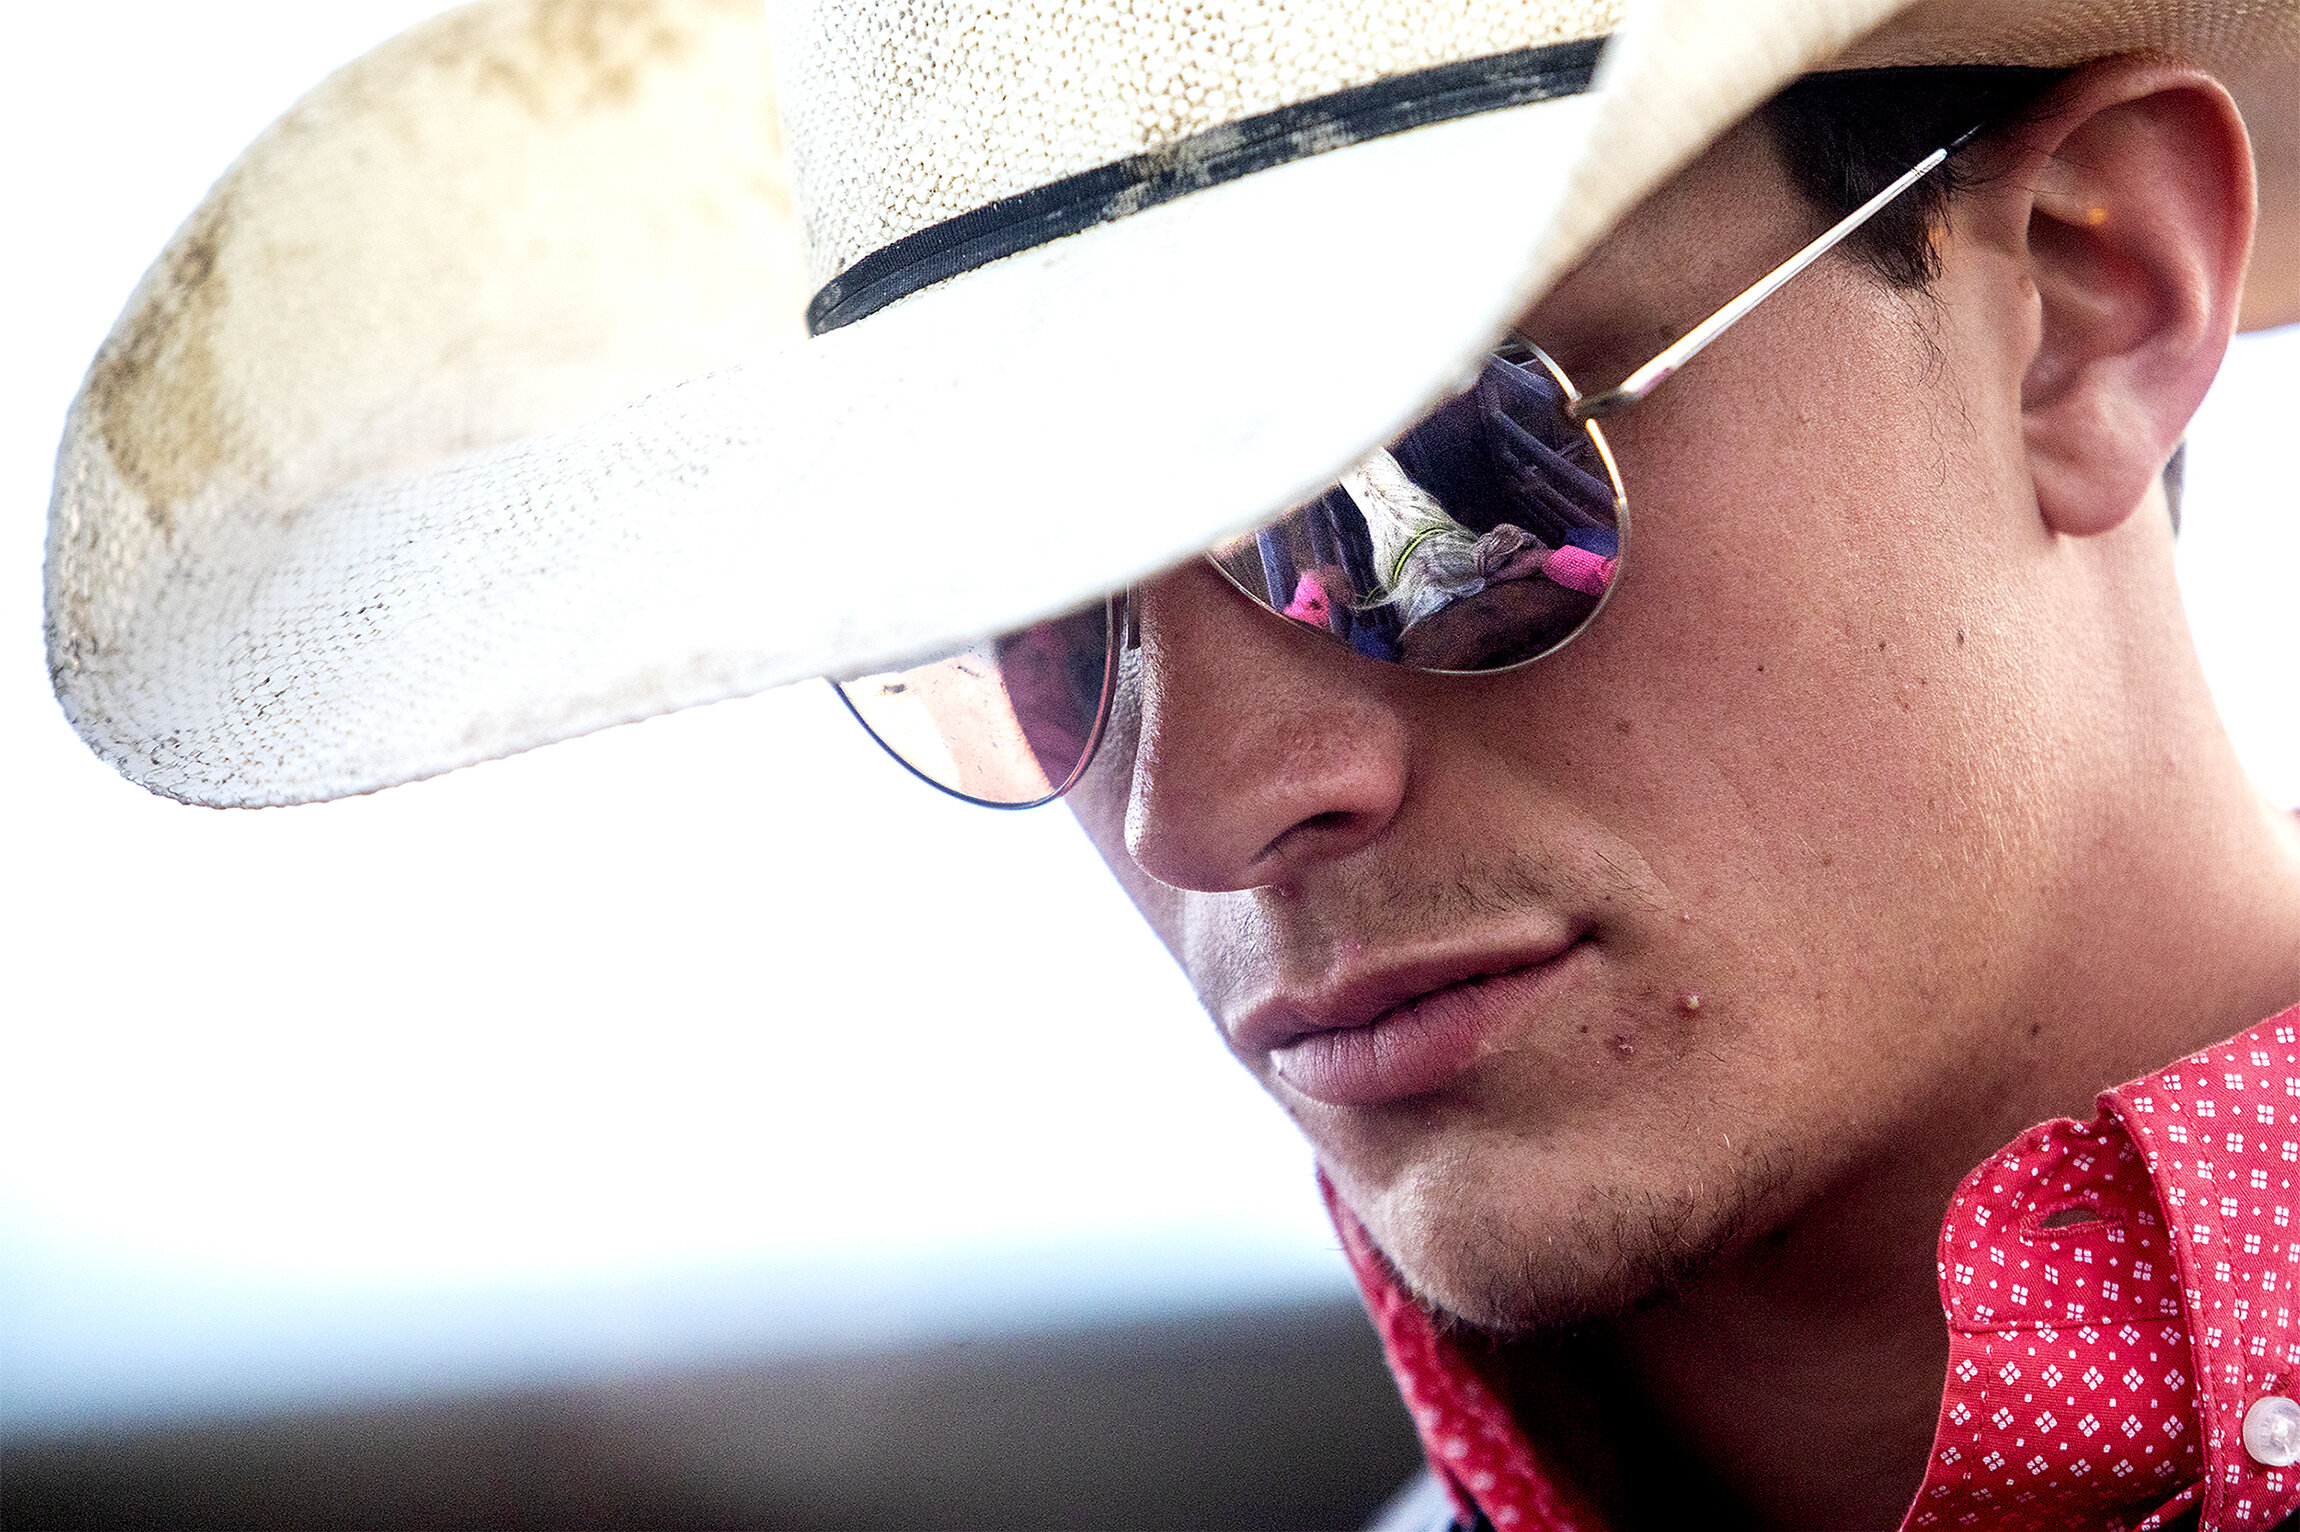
1351, 1135, 1794, 1337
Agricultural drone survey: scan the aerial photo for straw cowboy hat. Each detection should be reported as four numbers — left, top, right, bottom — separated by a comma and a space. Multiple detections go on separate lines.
45, 0, 2298, 807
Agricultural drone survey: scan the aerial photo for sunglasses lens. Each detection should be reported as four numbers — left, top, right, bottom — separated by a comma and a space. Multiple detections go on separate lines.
1209, 346, 1624, 673
836, 596, 1118, 807
839, 351, 1617, 805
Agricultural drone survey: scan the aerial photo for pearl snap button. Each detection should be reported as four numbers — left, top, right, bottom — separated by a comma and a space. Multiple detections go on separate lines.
2242, 1395, 2300, 1467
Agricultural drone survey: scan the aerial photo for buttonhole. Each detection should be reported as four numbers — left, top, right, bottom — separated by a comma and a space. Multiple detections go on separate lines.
2039, 1206, 2103, 1230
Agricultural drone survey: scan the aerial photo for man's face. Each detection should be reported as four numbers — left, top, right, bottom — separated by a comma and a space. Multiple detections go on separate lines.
1067, 118, 2111, 1332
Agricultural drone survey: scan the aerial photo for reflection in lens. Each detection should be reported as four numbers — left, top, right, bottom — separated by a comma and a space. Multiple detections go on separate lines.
839, 348, 1618, 808
836, 598, 1117, 806
1209, 346, 1624, 674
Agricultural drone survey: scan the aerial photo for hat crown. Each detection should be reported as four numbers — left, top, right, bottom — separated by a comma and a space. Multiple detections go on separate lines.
772, 0, 1625, 287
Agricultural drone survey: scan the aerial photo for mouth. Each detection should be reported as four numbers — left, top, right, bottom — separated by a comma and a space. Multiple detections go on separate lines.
1236, 932, 1593, 1108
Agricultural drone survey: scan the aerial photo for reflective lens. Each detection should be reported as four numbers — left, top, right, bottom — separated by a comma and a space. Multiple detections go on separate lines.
835, 596, 1120, 807
1208, 345, 1624, 672
838, 345, 1625, 805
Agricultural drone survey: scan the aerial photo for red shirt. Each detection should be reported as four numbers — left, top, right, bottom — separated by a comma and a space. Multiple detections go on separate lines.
1330, 1003, 2300, 1532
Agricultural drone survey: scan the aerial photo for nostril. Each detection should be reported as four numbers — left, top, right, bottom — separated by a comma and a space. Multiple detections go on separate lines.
1262, 808, 1359, 862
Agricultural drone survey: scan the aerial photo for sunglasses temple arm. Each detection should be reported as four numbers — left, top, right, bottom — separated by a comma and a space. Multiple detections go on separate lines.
1567, 128, 1980, 422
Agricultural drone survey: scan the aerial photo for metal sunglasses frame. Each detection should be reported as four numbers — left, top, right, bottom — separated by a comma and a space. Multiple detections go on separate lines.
842, 125, 1985, 810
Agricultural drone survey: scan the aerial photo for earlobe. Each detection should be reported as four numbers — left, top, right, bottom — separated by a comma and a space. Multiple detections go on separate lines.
2014, 65, 2254, 539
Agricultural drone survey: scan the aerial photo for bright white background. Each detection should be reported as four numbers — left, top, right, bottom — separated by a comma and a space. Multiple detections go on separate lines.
0, 3, 1338, 1437
1, 2, 2294, 1440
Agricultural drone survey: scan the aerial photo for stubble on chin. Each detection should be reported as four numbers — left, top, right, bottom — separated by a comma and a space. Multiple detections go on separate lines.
1374, 1141, 1797, 1340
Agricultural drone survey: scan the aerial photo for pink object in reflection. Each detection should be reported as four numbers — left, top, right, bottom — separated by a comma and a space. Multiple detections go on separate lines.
1284, 571, 1333, 625
1543, 544, 1615, 597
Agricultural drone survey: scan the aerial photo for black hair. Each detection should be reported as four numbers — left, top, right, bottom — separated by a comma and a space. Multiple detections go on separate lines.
1762, 65, 2186, 524
1761, 66, 2070, 289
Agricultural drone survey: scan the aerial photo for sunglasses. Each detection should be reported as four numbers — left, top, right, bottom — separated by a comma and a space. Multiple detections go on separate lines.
836, 128, 1981, 807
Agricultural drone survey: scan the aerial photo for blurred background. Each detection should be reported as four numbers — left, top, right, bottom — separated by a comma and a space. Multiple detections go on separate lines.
1, 5, 2294, 1530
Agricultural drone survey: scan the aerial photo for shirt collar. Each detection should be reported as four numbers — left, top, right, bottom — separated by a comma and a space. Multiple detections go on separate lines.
1327, 1002, 2300, 1532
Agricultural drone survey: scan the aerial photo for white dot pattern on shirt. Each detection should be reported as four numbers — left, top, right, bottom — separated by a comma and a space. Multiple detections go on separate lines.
1327, 1004, 2300, 1532
2103, 1024, 2300, 1529
1913, 1117, 2203, 1530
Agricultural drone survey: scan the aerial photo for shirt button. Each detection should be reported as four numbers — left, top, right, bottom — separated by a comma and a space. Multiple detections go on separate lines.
2243, 1396, 2300, 1467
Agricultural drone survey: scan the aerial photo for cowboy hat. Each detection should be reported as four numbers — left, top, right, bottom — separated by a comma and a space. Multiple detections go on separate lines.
45, 0, 2297, 807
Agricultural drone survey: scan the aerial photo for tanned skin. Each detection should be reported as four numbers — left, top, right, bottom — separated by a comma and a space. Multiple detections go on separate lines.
1066, 59, 2300, 1529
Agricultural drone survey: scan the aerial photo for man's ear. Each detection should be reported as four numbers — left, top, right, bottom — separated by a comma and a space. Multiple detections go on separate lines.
2009, 61, 2254, 538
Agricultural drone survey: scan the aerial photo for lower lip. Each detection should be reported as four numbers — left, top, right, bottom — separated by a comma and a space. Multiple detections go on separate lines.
1268, 942, 1590, 1108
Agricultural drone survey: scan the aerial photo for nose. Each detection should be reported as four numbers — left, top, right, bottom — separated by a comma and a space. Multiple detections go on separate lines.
1122, 561, 1411, 892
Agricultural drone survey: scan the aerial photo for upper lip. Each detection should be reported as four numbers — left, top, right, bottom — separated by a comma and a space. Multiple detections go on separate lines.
1227, 928, 1588, 1057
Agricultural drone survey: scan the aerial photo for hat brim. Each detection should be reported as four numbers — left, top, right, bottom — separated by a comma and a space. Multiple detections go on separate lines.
48, 0, 2295, 807
47, 0, 1600, 808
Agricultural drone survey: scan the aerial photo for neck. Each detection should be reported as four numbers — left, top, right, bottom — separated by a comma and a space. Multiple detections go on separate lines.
1502, 725, 2300, 1529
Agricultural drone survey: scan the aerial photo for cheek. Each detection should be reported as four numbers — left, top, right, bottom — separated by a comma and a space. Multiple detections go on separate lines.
1506, 292, 2059, 1059
1064, 687, 1184, 954
1599, 315, 1997, 800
